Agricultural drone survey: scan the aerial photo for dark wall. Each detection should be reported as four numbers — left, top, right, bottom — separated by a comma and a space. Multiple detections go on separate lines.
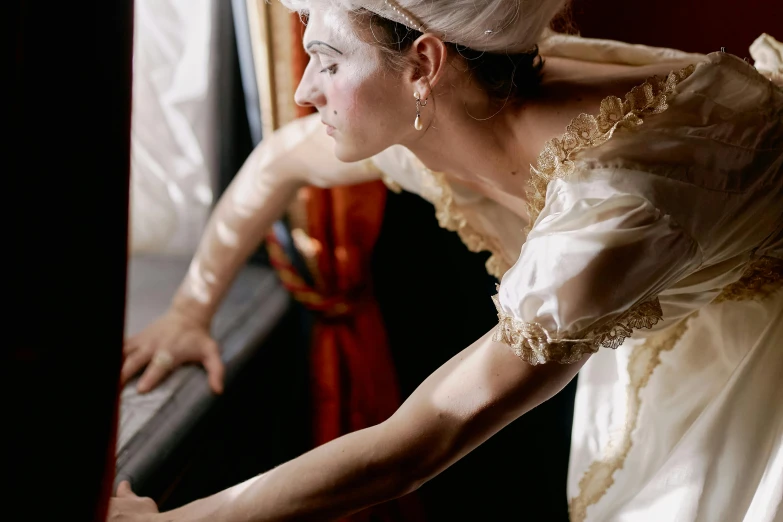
570, 0, 782, 55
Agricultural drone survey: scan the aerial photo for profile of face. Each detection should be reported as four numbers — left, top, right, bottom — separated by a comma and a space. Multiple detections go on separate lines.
294, 8, 418, 162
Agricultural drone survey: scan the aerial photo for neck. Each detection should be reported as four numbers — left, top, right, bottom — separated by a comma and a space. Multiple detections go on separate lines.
399, 92, 534, 194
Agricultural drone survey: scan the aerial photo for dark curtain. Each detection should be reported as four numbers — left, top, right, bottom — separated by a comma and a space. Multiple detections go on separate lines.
8, 1, 133, 520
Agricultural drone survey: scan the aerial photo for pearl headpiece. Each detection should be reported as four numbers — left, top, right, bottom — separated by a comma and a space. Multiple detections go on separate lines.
381, 0, 426, 33
279, 0, 561, 55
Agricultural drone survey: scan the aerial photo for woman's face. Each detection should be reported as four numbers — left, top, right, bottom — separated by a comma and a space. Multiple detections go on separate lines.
294, 8, 413, 162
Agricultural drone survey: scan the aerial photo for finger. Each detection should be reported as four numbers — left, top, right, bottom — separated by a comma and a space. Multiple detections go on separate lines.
136, 353, 173, 393
121, 351, 150, 385
123, 337, 140, 356
202, 342, 225, 395
116, 480, 136, 498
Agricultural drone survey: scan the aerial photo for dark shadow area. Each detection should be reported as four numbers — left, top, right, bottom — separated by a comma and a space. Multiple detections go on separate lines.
569, 0, 781, 55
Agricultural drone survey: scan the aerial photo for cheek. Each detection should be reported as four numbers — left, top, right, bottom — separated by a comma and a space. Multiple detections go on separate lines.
329, 66, 396, 136
327, 78, 361, 122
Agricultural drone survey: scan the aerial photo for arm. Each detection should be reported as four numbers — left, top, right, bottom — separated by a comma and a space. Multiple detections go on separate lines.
156, 329, 588, 522
122, 114, 380, 392
162, 171, 698, 521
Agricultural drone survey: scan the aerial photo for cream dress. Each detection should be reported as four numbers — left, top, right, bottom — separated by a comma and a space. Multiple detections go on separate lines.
369, 33, 783, 522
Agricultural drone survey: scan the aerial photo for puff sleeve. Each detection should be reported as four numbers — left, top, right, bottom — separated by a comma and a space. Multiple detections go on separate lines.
493, 173, 702, 365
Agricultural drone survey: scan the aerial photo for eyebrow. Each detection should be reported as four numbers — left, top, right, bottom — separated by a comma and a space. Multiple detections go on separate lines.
305, 40, 344, 55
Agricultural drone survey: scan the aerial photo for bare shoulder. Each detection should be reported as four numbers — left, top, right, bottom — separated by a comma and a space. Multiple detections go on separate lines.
521, 56, 697, 149
539, 56, 697, 107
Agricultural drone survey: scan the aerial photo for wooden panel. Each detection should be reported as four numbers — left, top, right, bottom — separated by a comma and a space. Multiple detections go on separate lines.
270, 3, 297, 127
247, 0, 300, 133
246, 0, 277, 135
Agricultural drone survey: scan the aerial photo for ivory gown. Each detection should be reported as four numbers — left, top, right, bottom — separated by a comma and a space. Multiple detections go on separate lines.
281, 32, 783, 522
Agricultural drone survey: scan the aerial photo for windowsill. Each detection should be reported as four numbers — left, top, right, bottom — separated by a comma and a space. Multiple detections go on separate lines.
114, 254, 291, 492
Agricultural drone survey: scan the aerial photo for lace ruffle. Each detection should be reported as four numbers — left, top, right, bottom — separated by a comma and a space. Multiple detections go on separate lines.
380, 172, 403, 194
525, 64, 696, 233
492, 65, 693, 363
492, 294, 663, 365
714, 255, 783, 303
422, 169, 512, 280
410, 65, 697, 280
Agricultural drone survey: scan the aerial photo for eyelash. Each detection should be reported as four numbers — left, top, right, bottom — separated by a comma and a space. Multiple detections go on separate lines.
320, 64, 338, 76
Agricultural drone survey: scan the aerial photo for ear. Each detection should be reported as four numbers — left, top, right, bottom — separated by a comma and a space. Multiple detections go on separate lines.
406, 34, 449, 100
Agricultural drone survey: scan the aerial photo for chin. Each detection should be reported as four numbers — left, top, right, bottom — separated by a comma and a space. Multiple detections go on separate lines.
332, 140, 374, 163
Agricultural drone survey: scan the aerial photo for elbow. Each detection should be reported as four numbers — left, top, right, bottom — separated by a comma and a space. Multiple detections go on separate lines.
375, 417, 467, 499
384, 461, 437, 501
395, 453, 445, 497
385, 475, 425, 501
375, 450, 437, 501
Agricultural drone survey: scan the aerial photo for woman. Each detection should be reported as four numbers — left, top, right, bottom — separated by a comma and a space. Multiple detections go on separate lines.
112, 0, 783, 520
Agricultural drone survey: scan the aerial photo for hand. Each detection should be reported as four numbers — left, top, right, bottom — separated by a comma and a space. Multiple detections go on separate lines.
107, 481, 159, 521
122, 309, 224, 394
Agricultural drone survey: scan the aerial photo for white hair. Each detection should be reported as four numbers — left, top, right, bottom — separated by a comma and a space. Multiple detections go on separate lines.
279, 0, 567, 53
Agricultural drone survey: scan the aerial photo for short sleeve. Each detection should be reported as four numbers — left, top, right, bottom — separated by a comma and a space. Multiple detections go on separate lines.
493, 173, 702, 365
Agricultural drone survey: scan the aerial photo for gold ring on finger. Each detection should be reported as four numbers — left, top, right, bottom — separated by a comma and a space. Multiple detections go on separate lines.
151, 349, 174, 370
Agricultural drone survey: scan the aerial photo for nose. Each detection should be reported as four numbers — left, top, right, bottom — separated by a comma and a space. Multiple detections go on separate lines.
294, 84, 313, 108
294, 68, 325, 109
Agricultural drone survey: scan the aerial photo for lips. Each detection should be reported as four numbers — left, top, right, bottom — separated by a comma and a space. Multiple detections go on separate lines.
322, 121, 336, 136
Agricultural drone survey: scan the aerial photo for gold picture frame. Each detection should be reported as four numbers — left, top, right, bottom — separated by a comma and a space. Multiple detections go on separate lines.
246, 0, 298, 135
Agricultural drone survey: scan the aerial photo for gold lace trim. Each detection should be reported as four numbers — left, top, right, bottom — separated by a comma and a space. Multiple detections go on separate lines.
492, 295, 663, 365
566, 257, 780, 520
414, 65, 697, 279
423, 169, 511, 279
525, 64, 696, 233
714, 255, 783, 303
568, 314, 695, 522
491, 64, 695, 363
380, 172, 403, 194
526, 64, 780, 521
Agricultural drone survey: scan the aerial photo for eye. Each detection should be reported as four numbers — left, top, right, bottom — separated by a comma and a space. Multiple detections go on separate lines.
320, 64, 338, 76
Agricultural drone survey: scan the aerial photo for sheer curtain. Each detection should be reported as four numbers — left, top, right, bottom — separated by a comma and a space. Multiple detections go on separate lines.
129, 0, 218, 255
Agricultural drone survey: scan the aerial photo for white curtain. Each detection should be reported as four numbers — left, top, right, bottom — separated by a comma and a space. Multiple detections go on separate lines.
129, 0, 217, 255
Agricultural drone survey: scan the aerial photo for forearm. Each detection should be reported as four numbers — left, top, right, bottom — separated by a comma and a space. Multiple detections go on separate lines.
156, 330, 586, 522
170, 146, 303, 324
160, 424, 409, 522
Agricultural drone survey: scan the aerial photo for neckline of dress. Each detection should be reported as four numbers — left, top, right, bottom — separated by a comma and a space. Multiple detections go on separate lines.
413, 59, 700, 279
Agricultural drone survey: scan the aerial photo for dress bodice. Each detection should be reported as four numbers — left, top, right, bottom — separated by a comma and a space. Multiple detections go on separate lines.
371, 33, 783, 364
